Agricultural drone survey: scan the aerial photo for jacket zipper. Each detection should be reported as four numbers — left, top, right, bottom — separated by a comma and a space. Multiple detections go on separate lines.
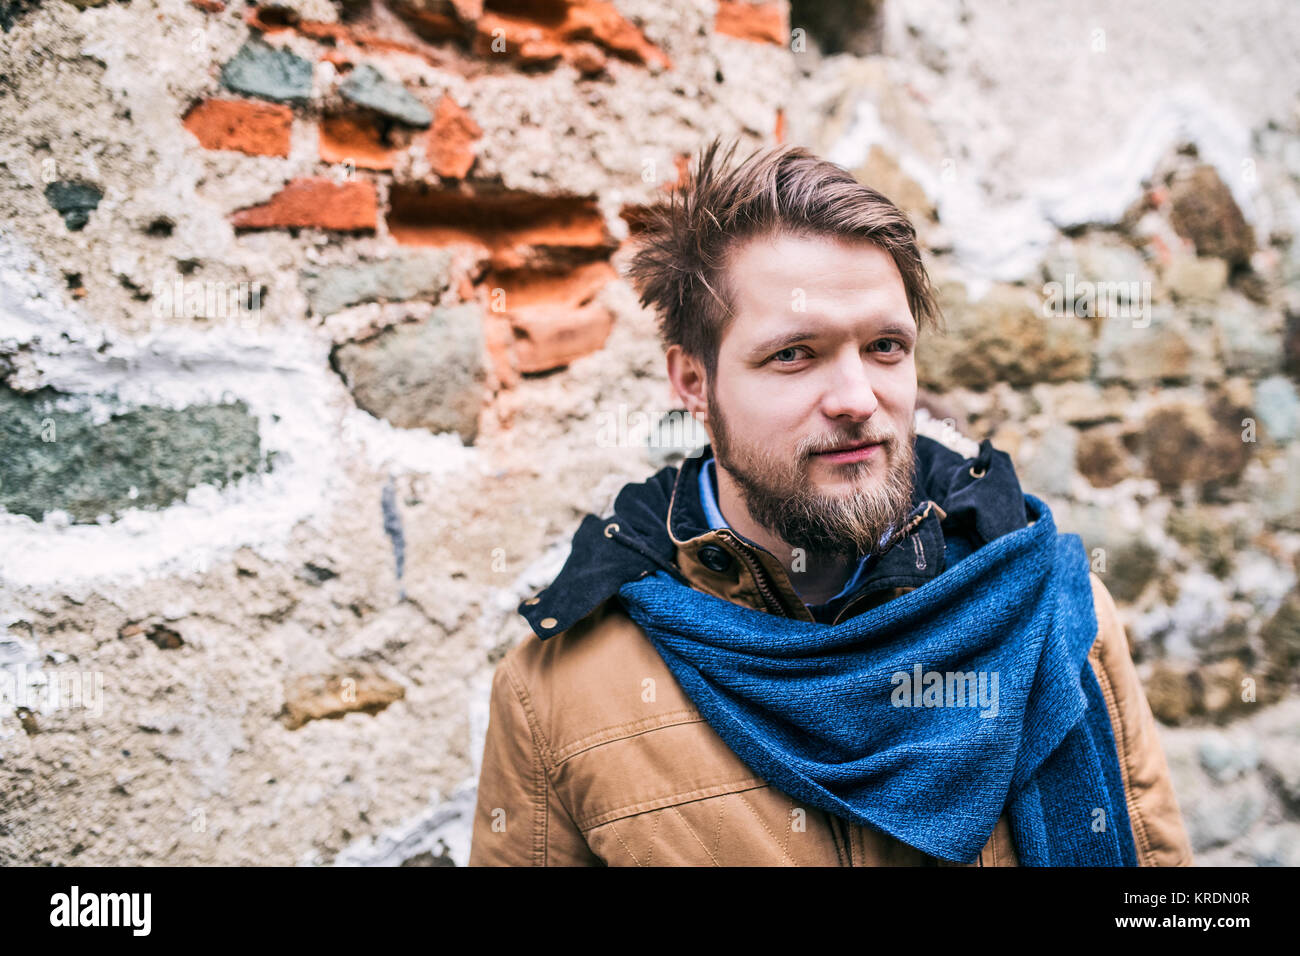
719, 535, 860, 863
723, 533, 789, 618
828, 507, 935, 625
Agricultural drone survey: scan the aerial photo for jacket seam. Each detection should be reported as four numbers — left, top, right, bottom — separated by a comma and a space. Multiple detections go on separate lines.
735, 790, 799, 866
669, 804, 723, 866
550, 709, 705, 763
501, 656, 589, 866
1089, 638, 1154, 866
606, 819, 645, 866
578, 778, 769, 831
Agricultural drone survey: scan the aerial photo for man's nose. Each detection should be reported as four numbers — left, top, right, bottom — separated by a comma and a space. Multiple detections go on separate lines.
820, 351, 879, 421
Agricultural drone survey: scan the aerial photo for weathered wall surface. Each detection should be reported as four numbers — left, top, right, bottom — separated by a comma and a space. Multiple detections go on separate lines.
0, 0, 1297, 865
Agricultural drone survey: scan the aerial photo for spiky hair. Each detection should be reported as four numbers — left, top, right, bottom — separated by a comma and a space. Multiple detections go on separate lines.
624, 136, 942, 376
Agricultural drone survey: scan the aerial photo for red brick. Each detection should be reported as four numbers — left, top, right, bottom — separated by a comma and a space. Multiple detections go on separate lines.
473, 0, 671, 71
318, 113, 403, 171
475, 261, 619, 380
715, 0, 787, 45
426, 95, 482, 180
511, 301, 614, 373
490, 261, 618, 374
230, 178, 377, 232
563, 1, 671, 69
183, 99, 293, 157
570, 41, 607, 75
387, 188, 611, 269
244, 5, 298, 32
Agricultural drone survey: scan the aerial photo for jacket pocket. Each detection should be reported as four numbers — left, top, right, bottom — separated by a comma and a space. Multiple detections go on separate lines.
551, 716, 767, 829
584, 782, 844, 866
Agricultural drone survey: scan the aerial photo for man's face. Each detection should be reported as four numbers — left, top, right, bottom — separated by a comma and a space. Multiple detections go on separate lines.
706, 231, 919, 559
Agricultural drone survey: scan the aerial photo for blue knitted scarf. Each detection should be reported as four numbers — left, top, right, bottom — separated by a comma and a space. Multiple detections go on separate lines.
616, 494, 1139, 867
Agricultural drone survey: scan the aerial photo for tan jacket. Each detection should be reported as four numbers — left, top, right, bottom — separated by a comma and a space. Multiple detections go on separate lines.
469, 468, 1195, 867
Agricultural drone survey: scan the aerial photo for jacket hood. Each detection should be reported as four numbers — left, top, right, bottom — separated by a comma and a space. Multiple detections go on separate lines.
519, 432, 1027, 639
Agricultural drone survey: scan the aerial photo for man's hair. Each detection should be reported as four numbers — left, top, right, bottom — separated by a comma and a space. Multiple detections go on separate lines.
625, 137, 943, 377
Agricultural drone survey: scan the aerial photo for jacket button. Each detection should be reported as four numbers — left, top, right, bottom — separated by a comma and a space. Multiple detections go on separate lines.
697, 545, 733, 573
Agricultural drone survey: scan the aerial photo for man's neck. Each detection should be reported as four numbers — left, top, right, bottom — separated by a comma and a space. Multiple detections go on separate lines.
713, 464, 858, 606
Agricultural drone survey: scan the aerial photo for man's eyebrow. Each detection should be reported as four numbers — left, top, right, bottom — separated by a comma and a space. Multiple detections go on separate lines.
878, 324, 918, 342
747, 321, 918, 359
747, 330, 820, 359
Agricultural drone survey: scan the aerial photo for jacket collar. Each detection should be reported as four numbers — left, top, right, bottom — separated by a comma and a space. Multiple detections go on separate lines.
518, 433, 1027, 639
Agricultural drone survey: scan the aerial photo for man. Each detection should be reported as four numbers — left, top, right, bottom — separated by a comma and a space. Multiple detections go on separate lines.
468, 139, 1193, 867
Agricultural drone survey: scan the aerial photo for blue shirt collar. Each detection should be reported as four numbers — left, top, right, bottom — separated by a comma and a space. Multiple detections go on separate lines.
697, 456, 889, 608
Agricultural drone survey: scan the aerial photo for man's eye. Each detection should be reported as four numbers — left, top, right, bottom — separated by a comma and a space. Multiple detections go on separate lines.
772, 347, 806, 363
873, 339, 904, 354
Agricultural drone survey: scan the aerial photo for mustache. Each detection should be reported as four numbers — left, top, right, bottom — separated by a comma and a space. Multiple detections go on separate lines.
796, 427, 894, 459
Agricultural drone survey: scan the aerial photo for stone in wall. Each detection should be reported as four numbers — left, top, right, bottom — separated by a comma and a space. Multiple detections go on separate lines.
918, 282, 1091, 390
0, 387, 268, 524
1165, 506, 1250, 580
1145, 658, 1277, 726
1056, 499, 1160, 606
1285, 311, 1300, 381
300, 249, 454, 317
0, 0, 43, 31
385, 185, 620, 373
1168, 163, 1256, 267
1139, 399, 1251, 494
1213, 296, 1284, 378
1094, 305, 1217, 385
1254, 376, 1300, 444
331, 303, 487, 443
1015, 424, 1077, 498
852, 145, 934, 225
338, 64, 433, 128
1162, 253, 1228, 304
280, 668, 406, 730
43, 181, 102, 231
1261, 587, 1300, 687
1075, 424, 1136, 489
220, 38, 314, 105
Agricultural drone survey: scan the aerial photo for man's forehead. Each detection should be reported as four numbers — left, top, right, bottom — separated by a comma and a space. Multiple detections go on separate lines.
726, 278, 916, 340
727, 234, 908, 301
715, 232, 914, 345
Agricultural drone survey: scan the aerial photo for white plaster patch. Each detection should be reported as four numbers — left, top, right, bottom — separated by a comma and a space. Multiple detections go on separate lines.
330, 782, 478, 867
0, 232, 477, 592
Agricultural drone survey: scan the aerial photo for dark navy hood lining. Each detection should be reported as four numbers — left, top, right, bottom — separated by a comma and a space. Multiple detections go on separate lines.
519, 433, 1027, 639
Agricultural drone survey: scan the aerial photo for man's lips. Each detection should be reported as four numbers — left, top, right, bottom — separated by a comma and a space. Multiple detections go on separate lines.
811, 440, 884, 464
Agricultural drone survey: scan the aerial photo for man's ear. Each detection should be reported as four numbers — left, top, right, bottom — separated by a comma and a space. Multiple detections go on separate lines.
666, 345, 709, 422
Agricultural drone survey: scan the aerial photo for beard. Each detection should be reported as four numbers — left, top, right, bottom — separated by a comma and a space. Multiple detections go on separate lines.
708, 386, 916, 562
